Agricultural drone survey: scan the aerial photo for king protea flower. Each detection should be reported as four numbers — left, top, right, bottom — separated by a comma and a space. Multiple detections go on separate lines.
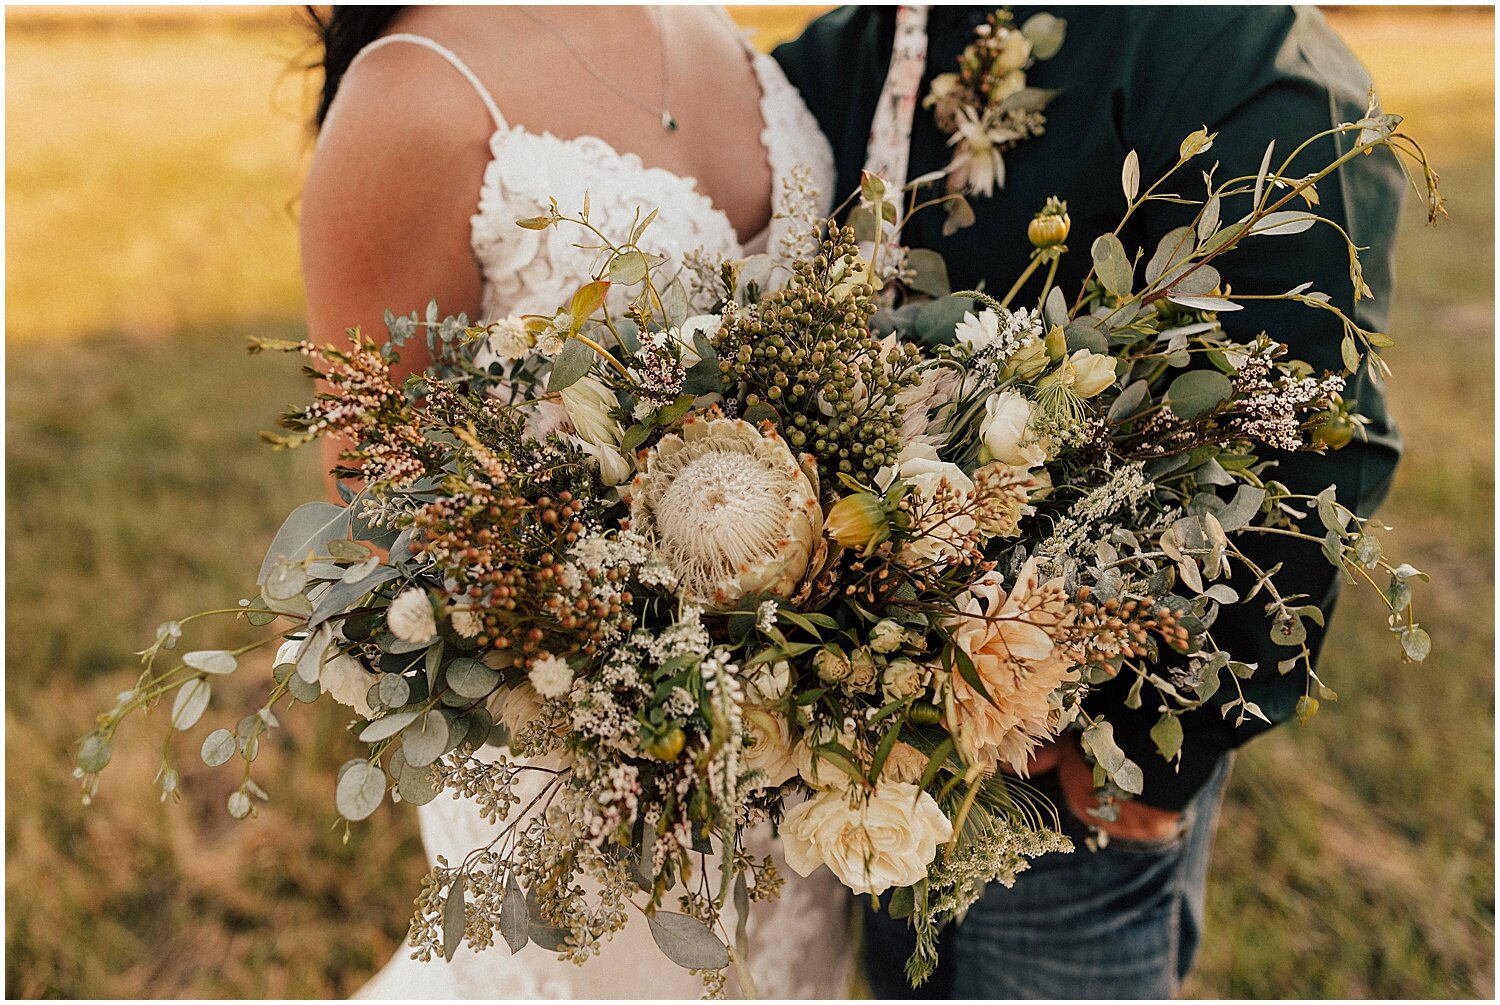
625, 415, 822, 606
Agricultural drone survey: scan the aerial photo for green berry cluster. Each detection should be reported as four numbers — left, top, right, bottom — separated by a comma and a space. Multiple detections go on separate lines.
712, 223, 922, 487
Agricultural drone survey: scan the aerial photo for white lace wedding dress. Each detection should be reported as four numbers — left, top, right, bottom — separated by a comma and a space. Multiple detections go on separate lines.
342, 26, 851, 1001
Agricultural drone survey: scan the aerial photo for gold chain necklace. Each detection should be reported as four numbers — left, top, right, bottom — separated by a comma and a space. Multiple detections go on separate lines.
520, 6, 677, 132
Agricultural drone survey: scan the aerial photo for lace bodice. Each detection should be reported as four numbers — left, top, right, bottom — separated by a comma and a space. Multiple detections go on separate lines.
469, 48, 835, 321
345, 25, 847, 1001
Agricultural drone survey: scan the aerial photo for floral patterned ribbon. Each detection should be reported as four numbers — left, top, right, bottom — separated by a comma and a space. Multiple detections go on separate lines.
862, 5, 930, 198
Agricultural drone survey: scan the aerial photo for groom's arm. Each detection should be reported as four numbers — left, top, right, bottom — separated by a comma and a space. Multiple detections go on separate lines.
1085, 7, 1408, 811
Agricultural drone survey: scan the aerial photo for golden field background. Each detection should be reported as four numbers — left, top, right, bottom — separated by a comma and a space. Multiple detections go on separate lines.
5, 5, 1494, 998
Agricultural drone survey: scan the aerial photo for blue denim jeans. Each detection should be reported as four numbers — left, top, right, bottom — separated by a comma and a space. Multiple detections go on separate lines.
862, 755, 1233, 999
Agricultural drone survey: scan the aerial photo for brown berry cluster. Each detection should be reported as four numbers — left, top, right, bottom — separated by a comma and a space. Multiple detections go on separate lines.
414, 485, 631, 658
1069, 590, 1192, 670
711, 223, 922, 487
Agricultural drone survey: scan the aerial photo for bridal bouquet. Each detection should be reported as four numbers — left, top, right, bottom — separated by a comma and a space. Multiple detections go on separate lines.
79, 109, 1441, 991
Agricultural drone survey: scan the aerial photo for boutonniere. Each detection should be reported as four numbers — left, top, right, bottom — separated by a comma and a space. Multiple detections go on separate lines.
924, 9, 1067, 197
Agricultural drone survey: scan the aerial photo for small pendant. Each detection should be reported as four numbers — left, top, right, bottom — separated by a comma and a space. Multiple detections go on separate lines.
662, 110, 678, 132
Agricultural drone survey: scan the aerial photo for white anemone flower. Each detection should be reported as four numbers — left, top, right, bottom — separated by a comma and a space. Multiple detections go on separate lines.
624, 415, 821, 606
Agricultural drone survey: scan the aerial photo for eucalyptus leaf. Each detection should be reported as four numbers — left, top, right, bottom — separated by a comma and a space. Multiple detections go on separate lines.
335, 758, 386, 821
1253, 140, 1276, 206
340, 555, 382, 584
1250, 211, 1317, 237
201, 728, 236, 767
1168, 295, 1241, 313
1144, 227, 1193, 285
1160, 262, 1221, 297
1400, 626, 1431, 662
547, 337, 594, 393
1121, 149, 1140, 203
1340, 334, 1362, 373
913, 295, 973, 346
327, 539, 371, 562
500, 874, 529, 954
391, 747, 439, 806
905, 248, 951, 297
171, 678, 211, 731
1106, 380, 1149, 422
1063, 318, 1109, 354
265, 560, 309, 601
663, 279, 690, 329
443, 875, 466, 962
1090, 233, 1133, 297
257, 502, 351, 586
358, 710, 420, 743
402, 710, 450, 767
998, 86, 1059, 115
1080, 720, 1126, 773
1150, 713, 1184, 761
1113, 759, 1144, 795
647, 911, 730, 970
374, 673, 411, 710
446, 657, 502, 700
227, 790, 253, 819
183, 650, 238, 676
1020, 11, 1066, 59
296, 625, 332, 684
1179, 127, 1214, 160
1043, 286, 1069, 328
609, 250, 650, 286
1167, 370, 1233, 419
273, 660, 321, 703
1197, 195, 1221, 242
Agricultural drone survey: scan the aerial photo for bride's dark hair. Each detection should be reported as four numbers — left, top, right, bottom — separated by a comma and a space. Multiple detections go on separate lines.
306, 5, 404, 128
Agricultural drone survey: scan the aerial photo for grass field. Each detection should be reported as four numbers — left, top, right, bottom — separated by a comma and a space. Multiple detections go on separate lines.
6, 7, 1494, 999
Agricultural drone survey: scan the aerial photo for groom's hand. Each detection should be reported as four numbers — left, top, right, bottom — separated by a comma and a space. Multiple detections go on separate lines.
1019, 736, 1185, 843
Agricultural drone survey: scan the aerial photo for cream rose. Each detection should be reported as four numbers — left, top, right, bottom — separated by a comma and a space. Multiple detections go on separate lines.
814, 648, 851, 684
869, 619, 905, 654
882, 658, 930, 702
994, 31, 1033, 74
742, 710, 798, 789
781, 782, 953, 896
744, 659, 792, 705
1039, 349, 1117, 399
846, 647, 878, 695
793, 726, 855, 790
881, 741, 929, 784
979, 390, 1046, 468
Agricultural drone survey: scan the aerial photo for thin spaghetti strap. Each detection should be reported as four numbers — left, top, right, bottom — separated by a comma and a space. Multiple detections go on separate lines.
711, 6, 760, 59
346, 33, 508, 131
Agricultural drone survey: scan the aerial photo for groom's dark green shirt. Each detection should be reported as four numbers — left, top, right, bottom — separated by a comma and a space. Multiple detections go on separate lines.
776, 6, 1407, 810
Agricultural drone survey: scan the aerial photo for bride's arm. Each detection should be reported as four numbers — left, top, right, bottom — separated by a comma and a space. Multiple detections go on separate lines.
300, 42, 494, 481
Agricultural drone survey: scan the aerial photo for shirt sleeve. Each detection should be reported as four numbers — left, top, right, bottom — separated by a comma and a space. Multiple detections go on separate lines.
1084, 7, 1408, 810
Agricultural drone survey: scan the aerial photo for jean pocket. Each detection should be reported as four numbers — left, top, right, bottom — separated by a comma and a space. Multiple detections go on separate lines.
1093, 803, 1196, 856
1047, 779, 1194, 856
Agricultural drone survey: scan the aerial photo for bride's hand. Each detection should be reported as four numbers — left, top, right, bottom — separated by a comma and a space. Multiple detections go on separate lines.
1006, 736, 1184, 843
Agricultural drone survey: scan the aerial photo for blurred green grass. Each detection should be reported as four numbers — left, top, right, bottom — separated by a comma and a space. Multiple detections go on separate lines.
5, 7, 1493, 999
